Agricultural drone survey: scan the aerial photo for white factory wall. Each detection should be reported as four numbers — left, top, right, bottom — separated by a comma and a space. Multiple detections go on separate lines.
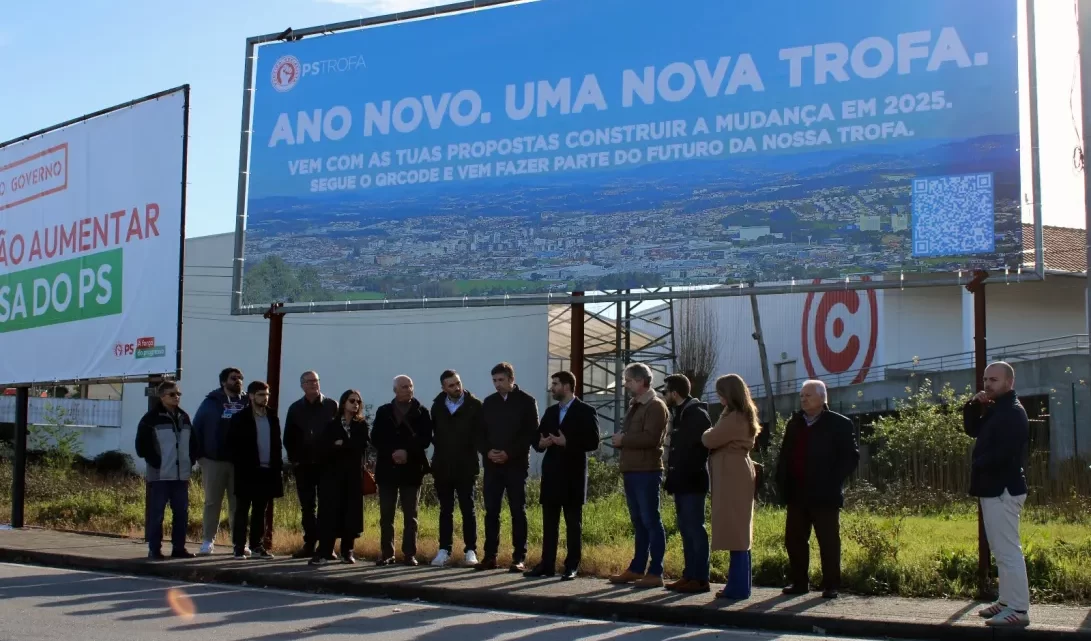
115, 232, 549, 470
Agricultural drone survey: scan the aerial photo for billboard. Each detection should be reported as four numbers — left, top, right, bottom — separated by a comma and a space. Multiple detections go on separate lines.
236, 0, 1028, 313
0, 87, 188, 385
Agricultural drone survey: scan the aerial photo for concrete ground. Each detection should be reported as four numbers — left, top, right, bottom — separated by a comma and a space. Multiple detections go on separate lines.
0, 562, 882, 641
0, 528, 1088, 641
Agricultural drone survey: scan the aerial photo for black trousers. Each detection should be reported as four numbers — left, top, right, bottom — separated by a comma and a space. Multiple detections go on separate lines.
379, 483, 421, 559
234, 493, 270, 552
435, 478, 477, 554
785, 503, 842, 590
294, 464, 322, 548
540, 501, 583, 572
483, 464, 528, 561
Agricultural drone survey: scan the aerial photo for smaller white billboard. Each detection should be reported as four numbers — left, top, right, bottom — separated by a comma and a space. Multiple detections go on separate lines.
0, 87, 188, 385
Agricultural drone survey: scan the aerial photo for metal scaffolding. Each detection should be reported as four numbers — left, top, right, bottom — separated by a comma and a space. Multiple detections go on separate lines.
548, 289, 677, 456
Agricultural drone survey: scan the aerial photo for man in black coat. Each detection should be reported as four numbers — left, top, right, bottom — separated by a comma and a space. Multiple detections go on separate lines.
371, 375, 434, 566
963, 362, 1031, 628
525, 371, 600, 580
774, 379, 859, 599
228, 380, 284, 560
477, 362, 540, 572
283, 370, 339, 559
662, 374, 712, 593
429, 370, 485, 567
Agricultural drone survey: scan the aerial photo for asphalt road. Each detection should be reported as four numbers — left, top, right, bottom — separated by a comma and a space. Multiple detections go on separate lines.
0, 562, 884, 641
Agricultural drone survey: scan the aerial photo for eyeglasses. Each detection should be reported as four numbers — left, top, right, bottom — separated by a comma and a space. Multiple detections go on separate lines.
347, 398, 361, 405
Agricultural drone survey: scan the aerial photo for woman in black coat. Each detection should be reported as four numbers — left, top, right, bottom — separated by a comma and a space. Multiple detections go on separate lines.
310, 389, 370, 565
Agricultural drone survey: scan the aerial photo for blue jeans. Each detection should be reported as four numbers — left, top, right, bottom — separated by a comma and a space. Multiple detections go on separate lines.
674, 492, 710, 581
146, 481, 189, 553
624, 471, 666, 576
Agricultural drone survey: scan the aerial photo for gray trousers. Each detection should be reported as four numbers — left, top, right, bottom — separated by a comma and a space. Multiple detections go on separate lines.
200, 458, 236, 543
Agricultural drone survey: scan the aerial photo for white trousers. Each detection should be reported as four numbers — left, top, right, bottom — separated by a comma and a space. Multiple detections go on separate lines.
980, 489, 1030, 612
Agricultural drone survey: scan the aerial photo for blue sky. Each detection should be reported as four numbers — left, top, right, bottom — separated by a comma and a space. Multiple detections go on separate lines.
0, 0, 1084, 236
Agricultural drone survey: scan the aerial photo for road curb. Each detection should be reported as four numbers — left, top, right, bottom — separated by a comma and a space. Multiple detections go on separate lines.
0, 545, 1079, 641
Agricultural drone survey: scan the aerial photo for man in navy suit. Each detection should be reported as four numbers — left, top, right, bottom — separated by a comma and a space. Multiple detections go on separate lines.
524, 371, 600, 580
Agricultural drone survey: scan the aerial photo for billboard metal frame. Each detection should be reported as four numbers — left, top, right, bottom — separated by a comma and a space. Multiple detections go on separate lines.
0, 85, 190, 387
230, 0, 1045, 316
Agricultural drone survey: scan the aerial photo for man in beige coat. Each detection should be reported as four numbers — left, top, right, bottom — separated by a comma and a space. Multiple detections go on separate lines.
608, 363, 670, 588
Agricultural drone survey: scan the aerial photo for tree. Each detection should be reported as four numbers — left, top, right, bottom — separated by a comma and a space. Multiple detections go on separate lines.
675, 298, 720, 399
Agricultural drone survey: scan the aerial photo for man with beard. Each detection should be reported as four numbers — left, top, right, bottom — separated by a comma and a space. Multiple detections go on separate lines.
429, 370, 484, 568
228, 380, 283, 559
192, 367, 247, 556
524, 371, 599, 580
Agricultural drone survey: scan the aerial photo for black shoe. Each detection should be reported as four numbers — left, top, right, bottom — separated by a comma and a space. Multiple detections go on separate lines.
509, 560, 526, 573
560, 569, 578, 581
821, 589, 839, 599
341, 552, 356, 564
256, 548, 275, 560
325, 551, 339, 561
473, 556, 499, 571
523, 564, 555, 578
148, 550, 166, 561
171, 549, 196, 559
375, 557, 395, 567
782, 584, 808, 595
293, 544, 316, 559
402, 556, 419, 566
308, 556, 328, 566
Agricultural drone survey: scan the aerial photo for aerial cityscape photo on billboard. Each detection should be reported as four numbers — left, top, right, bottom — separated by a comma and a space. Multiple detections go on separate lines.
238, 0, 1023, 309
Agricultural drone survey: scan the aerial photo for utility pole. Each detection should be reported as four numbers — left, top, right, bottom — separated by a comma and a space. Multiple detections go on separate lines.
749, 284, 777, 429
262, 302, 284, 551
966, 269, 992, 600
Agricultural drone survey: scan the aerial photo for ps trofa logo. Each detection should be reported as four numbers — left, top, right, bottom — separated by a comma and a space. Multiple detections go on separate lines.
271, 55, 302, 92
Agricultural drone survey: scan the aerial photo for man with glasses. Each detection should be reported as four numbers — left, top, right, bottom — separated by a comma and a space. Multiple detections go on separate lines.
284, 370, 338, 559
136, 381, 197, 560
193, 367, 247, 556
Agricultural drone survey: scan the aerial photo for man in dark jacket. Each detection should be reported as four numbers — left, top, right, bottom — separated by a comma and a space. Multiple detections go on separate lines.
135, 381, 197, 560
283, 370, 339, 559
192, 367, 246, 556
774, 379, 859, 599
429, 369, 485, 567
525, 371, 599, 580
964, 362, 1031, 628
662, 374, 712, 593
371, 375, 434, 566
476, 362, 540, 572
228, 380, 283, 560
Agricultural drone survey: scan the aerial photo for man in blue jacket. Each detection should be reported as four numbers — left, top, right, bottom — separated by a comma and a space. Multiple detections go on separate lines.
964, 361, 1031, 629
192, 367, 247, 556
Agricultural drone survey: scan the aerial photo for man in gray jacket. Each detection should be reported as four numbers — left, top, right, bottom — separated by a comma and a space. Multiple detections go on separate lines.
135, 381, 197, 560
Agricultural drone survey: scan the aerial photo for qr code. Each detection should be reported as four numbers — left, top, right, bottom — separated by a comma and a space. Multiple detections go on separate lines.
911, 173, 995, 258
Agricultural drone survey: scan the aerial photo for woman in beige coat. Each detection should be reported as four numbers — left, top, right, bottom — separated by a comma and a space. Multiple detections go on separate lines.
701, 374, 762, 600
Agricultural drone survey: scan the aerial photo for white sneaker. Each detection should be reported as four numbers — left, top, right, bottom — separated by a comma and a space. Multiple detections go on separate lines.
977, 602, 1006, 618
431, 550, 450, 567
986, 607, 1030, 628
198, 541, 215, 556
464, 551, 479, 567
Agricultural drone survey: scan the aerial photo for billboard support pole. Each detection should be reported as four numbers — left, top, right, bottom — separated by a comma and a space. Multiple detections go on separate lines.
11, 386, 29, 528
571, 291, 585, 397
262, 302, 285, 551
1078, 0, 1091, 385
144, 376, 163, 543
748, 285, 777, 429
966, 269, 992, 600
231, 41, 257, 316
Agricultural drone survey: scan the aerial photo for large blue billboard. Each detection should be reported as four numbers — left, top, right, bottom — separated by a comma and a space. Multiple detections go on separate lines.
239, 0, 1023, 307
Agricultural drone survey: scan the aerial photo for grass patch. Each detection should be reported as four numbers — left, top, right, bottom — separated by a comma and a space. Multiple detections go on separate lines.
1, 460, 1089, 604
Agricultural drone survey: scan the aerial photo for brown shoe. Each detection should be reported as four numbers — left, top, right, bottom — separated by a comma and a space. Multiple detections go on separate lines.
473, 557, 499, 571
665, 578, 691, 591
608, 570, 643, 584
633, 574, 665, 589
675, 580, 710, 594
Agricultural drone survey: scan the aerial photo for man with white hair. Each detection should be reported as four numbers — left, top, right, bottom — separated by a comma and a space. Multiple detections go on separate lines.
964, 361, 1031, 628
774, 378, 859, 599
370, 375, 434, 566
608, 362, 670, 588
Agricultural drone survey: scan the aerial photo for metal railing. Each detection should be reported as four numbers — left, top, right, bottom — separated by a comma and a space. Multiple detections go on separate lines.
0, 397, 123, 428
725, 334, 1089, 401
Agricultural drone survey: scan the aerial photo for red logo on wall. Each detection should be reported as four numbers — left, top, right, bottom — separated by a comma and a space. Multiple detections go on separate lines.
114, 342, 135, 358
137, 337, 155, 349
801, 277, 879, 384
